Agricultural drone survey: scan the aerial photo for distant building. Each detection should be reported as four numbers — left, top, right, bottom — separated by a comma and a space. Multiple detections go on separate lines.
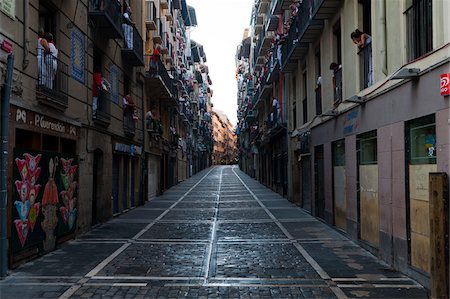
212, 110, 237, 165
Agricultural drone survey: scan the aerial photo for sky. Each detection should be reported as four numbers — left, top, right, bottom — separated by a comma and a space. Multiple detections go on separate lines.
188, 0, 254, 126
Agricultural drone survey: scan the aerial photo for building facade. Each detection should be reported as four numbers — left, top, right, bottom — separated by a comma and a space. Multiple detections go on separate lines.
237, 0, 450, 289
143, 0, 213, 199
0, 0, 212, 268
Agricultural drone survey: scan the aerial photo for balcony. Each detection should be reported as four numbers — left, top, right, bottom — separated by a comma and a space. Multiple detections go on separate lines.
358, 43, 373, 90
173, 0, 181, 9
245, 110, 256, 123
146, 56, 177, 105
272, 0, 290, 14
266, 14, 279, 32
266, 55, 279, 84
88, 0, 122, 39
333, 68, 342, 106
281, 0, 341, 72
152, 19, 163, 44
145, 0, 157, 31
36, 54, 69, 110
93, 89, 111, 126
123, 108, 136, 137
121, 25, 145, 66
257, 0, 270, 14
160, 0, 169, 9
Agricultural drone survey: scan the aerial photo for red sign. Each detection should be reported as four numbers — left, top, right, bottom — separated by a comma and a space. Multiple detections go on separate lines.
441, 73, 450, 96
0, 39, 13, 53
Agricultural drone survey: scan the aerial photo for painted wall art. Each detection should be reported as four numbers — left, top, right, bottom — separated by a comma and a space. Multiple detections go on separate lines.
11, 149, 78, 254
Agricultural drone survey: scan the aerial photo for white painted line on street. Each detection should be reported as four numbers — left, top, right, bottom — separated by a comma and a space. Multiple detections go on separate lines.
0, 282, 74, 286
85, 243, 131, 278
203, 167, 223, 283
58, 285, 82, 299
112, 283, 147, 287
91, 276, 203, 280
337, 284, 424, 289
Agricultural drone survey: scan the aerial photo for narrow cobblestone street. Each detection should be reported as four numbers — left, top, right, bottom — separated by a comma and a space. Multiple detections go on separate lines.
0, 166, 427, 299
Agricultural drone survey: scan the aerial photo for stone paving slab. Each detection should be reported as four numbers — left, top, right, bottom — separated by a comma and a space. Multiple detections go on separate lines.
12, 242, 123, 277
217, 209, 270, 220
99, 243, 208, 277
213, 243, 320, 279
160, 208, 215, 221
79, 223, 148, 240
281, 221, 347, 241
216, 223, 287, 240
138, 222, 212, 240
117, 209, 164, 221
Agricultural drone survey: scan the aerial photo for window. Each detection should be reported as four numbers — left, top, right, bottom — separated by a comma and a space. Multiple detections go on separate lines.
333, 21, 342, 65
359, 0, 372, 35
333, 139, 345, 167
405, 0, 433, 61
315, 47, 322, 115
292, 75, 297, 129
358, 131, 377, 165
407, 114, 436, 165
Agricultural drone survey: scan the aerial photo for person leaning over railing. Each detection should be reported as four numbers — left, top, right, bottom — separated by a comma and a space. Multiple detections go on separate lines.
351, 29, 373, 87
44, 33, 58, 90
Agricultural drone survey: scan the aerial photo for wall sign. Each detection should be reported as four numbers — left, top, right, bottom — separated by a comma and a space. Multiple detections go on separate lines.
0, 0, 15, 19
441, 73, 450, 96
70, 27, 85, 84
343, 110, 360, 136
11, 106, 79, 137
110, 64, 119, 104
114, 143, 142, 156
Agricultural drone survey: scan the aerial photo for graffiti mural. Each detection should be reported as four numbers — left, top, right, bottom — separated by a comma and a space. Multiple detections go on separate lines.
11, 149, 78, 254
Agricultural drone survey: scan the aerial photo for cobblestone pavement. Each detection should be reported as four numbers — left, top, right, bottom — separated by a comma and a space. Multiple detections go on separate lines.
0, 166, 428, 298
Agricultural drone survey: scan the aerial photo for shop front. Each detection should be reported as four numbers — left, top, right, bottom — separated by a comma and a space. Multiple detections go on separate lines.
8, 106, 80, 266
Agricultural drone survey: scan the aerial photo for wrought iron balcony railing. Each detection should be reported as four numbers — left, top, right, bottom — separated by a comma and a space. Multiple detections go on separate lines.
36, 53, 69, 110
88, 0, 122, 39
358, 42, 373, 90
122, 25, 144, 66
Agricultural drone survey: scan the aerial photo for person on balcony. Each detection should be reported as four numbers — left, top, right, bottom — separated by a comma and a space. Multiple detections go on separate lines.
44, 33, 58, 89
37, 29, 50, 87
272, 97, 280, 125
351, 29, 373, 87
122, 94, 137, 129
149, 44, 161, 72
122, 5, 135, 49
92, 68, 103, 116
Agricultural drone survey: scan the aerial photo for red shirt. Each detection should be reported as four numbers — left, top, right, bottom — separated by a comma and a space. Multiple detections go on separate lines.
151, 48, 161, 62
93, 72, 102, 97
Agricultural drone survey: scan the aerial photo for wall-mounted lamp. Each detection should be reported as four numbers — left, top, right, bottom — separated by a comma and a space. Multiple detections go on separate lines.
321, 110, 338, 117
391, 68, 420, 80
346, 95, 366, 104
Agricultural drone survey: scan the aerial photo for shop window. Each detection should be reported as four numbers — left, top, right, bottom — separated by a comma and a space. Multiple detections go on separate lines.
358, 131, 377, 165
42, 134, 59, 152
15, 129, 41, 150
333, 139, 345, 166
60, 138, 76, 155
407, 114, 436, 165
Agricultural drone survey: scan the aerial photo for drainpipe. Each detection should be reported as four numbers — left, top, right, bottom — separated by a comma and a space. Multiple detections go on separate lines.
378, 0, 388, 76
23, 0, 30, 69
1, 54, 14, 279
140, 82, 146, 205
